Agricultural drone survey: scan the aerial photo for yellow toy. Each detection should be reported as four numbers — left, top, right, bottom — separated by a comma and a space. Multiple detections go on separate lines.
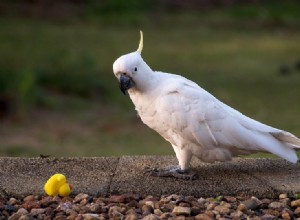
44, 173, 72, 197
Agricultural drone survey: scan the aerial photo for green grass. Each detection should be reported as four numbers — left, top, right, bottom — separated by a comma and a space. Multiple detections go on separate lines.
0, 11, 300, 157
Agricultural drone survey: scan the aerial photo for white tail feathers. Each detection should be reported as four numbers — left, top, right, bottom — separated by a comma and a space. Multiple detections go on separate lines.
256, 132, 299, 163
271, 131, 300, 148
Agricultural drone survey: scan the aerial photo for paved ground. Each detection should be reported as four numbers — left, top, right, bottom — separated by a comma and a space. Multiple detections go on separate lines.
0, 156, 300, 199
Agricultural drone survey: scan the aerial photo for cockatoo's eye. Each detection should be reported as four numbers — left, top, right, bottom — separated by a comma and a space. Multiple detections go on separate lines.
134, 67, 137, 72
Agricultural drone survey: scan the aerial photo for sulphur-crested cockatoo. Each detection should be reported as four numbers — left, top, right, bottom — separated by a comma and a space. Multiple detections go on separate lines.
113, 31, 300, 179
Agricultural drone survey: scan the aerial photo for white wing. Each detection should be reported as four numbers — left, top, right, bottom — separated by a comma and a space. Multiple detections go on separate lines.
154, 74, 300, 163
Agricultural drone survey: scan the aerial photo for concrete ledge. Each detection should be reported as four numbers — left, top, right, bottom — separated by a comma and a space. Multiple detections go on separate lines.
0, 156, 299, 199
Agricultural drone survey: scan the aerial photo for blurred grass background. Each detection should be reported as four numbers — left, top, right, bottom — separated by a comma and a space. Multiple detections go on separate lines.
0, 0, 299, 158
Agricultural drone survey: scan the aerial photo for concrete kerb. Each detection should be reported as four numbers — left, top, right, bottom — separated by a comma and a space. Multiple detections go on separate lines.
0, 156, 299, 199
0, 157, 119, 198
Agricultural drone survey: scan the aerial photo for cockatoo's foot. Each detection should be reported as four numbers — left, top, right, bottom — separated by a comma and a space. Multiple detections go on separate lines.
144, 166, 197, 180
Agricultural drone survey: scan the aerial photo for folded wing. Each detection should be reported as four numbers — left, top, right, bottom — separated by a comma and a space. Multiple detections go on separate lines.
155, 76, 300, 163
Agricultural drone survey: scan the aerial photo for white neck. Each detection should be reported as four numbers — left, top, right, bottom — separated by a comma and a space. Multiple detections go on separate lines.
127, 67, 161, 111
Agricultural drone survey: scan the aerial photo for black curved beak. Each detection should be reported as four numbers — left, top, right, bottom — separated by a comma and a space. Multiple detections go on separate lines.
119, 74, 135, 95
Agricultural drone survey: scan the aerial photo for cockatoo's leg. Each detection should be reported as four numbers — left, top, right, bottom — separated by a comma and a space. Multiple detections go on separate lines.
144, 146, 196, 180
172, 144, 192, 171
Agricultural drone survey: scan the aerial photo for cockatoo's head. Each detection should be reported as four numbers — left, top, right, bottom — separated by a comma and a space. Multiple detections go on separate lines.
113, 31, 152, 94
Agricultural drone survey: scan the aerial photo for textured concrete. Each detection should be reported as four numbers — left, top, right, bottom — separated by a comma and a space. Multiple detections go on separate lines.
0, 156, 299, 199
0, 157, 119, 198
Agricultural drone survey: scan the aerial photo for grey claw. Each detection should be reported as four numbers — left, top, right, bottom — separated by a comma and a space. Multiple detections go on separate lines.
144, 166, 197, 180
144, 167, 158, 175
172, 170, 197, 180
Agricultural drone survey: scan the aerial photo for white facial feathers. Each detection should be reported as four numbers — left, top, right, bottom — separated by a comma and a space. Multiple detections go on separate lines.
113, 52, 142, 76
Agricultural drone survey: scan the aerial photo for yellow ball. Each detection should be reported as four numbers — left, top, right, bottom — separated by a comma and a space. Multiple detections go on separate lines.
44, 173, 72, 197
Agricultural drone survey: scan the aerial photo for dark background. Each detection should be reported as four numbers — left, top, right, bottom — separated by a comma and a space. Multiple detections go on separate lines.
0, 0, 299, 157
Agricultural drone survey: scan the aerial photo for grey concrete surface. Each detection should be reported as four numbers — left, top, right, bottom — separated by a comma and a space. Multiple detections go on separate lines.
0, 156, 299, 199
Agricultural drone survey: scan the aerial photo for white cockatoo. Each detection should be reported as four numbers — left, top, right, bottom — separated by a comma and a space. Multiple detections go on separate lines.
113, 31, 300, 179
